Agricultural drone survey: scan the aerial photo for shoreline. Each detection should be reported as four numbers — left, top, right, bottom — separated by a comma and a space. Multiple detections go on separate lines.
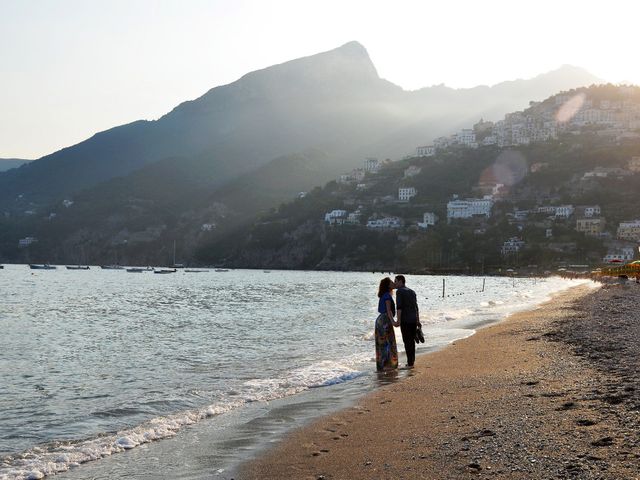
237, 283, 640, 479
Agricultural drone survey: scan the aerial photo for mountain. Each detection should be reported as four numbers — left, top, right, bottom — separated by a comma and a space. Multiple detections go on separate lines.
0, 42, 601, 212
0, 158, 31, 172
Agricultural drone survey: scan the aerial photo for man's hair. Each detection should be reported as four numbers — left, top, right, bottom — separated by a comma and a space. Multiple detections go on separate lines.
395, 274, 406, 285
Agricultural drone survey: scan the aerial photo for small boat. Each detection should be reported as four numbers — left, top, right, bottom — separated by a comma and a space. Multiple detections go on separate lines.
154, 268, 177, 274
29, 264, 56, 270
263, 270, 271, 273
126, 267, 145, 273
214, 268, 229, 272
185, 269, 209, 273
0, 265, 4, 269
66, 265, 90, 270
100, 265, 124, 270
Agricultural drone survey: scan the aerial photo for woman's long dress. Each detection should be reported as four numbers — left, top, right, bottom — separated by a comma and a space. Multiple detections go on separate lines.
375, 313, 398, 371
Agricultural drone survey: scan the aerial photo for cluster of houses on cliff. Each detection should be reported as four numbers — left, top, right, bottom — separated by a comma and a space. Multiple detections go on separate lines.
323, 151, 640, 264
415, 86, 640, 155
318, 87, 640, 265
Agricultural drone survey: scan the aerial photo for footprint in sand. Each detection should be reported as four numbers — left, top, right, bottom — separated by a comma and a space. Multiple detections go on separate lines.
312, 448, 331, 457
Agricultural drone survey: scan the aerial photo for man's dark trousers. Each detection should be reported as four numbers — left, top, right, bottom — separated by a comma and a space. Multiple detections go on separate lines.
400, 321, 417, 366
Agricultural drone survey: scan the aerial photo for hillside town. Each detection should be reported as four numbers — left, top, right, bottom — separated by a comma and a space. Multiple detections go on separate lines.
416, 85, 640, 153
321, 85, 640, 269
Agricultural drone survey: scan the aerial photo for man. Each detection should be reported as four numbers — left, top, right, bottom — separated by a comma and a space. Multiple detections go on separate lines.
394, 275, 420, 368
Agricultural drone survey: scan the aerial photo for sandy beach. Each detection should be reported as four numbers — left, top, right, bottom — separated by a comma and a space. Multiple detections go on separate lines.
238, 283, 640, 479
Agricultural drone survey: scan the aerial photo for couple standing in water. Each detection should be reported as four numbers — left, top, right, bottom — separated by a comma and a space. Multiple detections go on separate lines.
375, 275, 421, 372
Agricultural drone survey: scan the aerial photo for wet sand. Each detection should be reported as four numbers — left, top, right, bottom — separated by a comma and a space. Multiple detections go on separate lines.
238, 283, 640, 479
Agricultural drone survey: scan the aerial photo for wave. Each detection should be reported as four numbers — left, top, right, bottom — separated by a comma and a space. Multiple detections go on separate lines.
0, 357, 369, 480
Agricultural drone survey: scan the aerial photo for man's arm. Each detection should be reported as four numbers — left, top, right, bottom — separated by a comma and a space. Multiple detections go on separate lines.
396, 289, 404, 325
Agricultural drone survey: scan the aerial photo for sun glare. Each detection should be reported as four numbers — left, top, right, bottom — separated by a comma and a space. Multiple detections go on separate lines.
556, 93, 586, 123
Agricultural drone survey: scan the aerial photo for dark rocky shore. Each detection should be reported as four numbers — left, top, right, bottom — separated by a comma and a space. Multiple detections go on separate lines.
427, 282, 640, 479
542, 281, 640, 478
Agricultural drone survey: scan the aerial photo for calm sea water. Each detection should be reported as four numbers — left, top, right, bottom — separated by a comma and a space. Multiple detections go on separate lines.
0, 266, 589, 479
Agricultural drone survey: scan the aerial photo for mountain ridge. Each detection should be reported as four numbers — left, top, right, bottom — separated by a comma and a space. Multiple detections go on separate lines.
0, 158, 32, 172
0, 42, 602, 210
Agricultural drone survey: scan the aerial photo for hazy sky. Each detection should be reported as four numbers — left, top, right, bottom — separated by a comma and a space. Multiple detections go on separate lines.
2, 0, 640, 159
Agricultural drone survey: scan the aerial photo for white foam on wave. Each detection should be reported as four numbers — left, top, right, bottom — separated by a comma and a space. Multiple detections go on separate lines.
0, 355, 370, 480
427, 307, 476, 323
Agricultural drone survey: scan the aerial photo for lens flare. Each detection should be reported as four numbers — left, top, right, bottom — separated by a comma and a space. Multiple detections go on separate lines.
556, 93, 586, 123
480, 150, 528, 187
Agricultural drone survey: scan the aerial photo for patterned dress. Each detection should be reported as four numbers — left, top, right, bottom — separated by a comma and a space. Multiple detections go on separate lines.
375, 292, 398, 371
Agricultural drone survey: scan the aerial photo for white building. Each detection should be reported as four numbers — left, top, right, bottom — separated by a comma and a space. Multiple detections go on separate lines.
18, 236, 37, 248
415, 145, 435, 157
603, 246, 636, 263
337, 174, 352, 184
404, 166, 422, 178
577, 205, 601, 217
201, 223, 216, 231
555, 205, 575, 218
62, 199, 74, 208
352, 168, 366, 182
482, 135, 497, 146
617, 220, 640, 241
324, 210, 348, 225
501, 237, 525, 256
364, 158, 380, 173
456, 128, 477, 147
513, 210, 529, 221
398, 187, 417, 202
434, 135, 455, 150
366, 216, 403, 229
537, 206, 557, 215
417, 212, 437, 229
447, 197, 493, 220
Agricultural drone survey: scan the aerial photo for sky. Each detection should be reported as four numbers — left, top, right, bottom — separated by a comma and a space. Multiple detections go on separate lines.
2, 0, 640, 159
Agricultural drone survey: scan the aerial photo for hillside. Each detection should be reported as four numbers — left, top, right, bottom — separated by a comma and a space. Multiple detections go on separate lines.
0, 42, 600, 213
195, 85, 640, 272
0, 150, 337, 265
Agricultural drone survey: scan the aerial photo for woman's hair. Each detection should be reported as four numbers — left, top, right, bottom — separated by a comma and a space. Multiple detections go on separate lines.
378, 277, 393, 298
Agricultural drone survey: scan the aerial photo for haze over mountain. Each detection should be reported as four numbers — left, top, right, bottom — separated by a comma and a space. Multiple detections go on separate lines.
0, 158, 31, 172
0, 41, 602, 212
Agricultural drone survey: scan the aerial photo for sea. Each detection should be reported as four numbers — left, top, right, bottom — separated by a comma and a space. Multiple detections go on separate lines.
0, 265, 592, 479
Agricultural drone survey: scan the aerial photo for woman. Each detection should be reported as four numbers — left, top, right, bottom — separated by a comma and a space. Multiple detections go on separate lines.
375, 277, 399, 371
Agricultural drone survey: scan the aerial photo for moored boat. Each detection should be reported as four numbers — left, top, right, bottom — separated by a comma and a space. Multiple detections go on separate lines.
154, 268, 177, 274
126, 267, 145, 273
29, 264, 56, 270
66, 265, 90, 270
100, 265, 124, 270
